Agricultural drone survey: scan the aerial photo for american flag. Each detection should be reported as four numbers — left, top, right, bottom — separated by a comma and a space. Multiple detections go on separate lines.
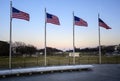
46, 13, 60, 25
12, 7, 30, 21
99, 18, 111, 29
74, 16, 88, 27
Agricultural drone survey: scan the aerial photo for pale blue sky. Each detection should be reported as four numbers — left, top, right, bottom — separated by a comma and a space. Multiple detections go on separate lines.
0, 0, 120, 50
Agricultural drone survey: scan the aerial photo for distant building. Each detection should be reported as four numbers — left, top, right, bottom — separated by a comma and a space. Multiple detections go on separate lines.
69, 52, 79, 57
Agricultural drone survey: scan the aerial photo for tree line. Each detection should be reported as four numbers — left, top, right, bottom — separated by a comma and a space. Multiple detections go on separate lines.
0, 40, 120, 56
66, 45, 120, 55
0, 41, 37, 56
0, 41, 63, 56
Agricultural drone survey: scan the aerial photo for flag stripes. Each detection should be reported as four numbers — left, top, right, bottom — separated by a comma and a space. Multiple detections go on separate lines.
99, 18, 111, 29
12, 7, 30, 21
74, 16, 88, 27
46, 13, 60, 25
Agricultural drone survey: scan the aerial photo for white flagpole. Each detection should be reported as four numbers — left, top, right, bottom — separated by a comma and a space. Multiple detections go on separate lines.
9, 1, 12, 69
98, 14, 101, 64
44, 8, 47, 66
73, 12, 75, 64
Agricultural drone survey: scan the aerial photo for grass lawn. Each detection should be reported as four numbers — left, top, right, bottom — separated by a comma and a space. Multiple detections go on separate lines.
0, 55, 120, 69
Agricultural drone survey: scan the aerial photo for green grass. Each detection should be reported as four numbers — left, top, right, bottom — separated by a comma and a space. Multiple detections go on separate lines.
0, 55, 120, 69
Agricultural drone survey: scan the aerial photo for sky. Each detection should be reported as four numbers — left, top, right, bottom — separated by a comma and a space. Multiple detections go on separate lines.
0, 0, 120, 50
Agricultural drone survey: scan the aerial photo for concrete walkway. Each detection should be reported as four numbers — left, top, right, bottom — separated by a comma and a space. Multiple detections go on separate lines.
0, 65, 93, 77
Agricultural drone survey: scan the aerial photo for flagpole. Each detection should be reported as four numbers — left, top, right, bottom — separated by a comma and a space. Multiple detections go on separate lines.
44, 8, 47, 66
73, 11, 75, 64
98, 13, 101, 64
9, 1, 12, 69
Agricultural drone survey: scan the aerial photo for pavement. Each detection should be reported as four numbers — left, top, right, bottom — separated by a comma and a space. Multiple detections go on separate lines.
0, 64, 120, 81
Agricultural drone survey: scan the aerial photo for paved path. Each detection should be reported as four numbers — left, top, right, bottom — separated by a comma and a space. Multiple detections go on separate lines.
0, 65, 93, 76
0, 64, 120, 81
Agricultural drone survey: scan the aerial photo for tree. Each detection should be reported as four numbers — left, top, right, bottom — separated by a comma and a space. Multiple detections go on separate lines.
13, 42, 37, 55
38, 47, 63, 55
117, 44, 120, 52
0, 41, 9, 56
101, 45, 115, 54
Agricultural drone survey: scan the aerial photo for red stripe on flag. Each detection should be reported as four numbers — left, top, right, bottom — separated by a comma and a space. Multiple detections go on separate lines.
46, 13, 60, 25
99, 18, 111, 29
75, 19, 88, 27
12, 11, 29, 21
74, 16, 88, 27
